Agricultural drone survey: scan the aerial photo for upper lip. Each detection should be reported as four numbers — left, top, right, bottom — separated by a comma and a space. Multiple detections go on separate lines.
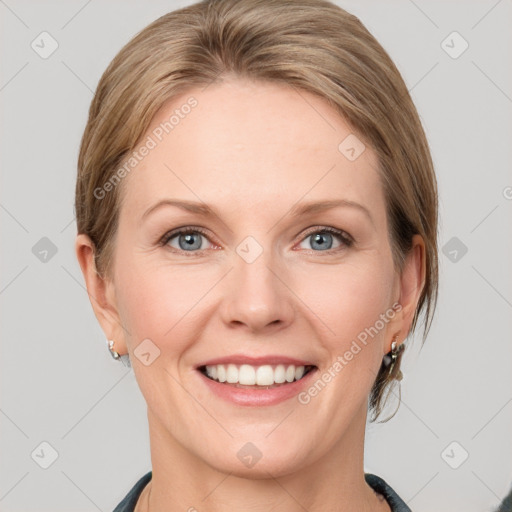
196, 355, 316, 369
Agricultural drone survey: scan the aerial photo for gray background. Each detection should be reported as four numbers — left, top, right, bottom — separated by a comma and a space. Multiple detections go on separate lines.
1, 0, 511, 511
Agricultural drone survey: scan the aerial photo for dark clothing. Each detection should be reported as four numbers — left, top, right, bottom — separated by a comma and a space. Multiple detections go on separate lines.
113, 471, 412, 511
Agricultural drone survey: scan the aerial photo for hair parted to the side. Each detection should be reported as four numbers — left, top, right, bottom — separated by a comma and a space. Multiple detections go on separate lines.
75, 0, 438, 421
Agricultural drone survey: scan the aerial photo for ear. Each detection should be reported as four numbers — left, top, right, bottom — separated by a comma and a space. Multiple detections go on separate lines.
75, 233, 128, 355
387, 234, 426, 350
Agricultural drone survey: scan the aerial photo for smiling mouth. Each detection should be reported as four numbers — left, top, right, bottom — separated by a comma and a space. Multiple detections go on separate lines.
198, 364, 317, 389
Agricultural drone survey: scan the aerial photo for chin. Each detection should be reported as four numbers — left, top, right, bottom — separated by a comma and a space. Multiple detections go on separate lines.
199, 439, 310, 479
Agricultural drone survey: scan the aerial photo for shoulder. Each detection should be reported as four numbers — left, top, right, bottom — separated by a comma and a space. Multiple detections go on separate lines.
365, 473, 412, 512
113, 471, 152, 512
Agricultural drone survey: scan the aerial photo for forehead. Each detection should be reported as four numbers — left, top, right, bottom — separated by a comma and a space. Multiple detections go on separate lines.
121, 78, 384, 219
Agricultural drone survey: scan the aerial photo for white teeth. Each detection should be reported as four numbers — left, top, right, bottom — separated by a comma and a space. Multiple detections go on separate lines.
255, 365, 273, 385
217, 365, 226, 382
274, 365, 286, 384
240, 364, 256, 385
204, 364, 309, 385
226, 364, 238, 384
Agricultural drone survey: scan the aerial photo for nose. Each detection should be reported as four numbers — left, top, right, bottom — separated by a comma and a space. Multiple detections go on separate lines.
218, 242, 295, 333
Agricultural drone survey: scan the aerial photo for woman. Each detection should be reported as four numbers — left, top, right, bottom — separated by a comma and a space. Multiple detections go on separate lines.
74, 0, 438, 510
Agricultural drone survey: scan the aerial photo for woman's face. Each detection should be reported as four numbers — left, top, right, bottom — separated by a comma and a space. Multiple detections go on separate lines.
86, 78, 420, 476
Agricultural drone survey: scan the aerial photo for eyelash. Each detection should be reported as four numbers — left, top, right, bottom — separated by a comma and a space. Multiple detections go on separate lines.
158, 225, 354, 256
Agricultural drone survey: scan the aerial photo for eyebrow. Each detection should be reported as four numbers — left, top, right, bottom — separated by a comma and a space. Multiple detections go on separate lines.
141, 198, 374, 226
289, 199, 373, 225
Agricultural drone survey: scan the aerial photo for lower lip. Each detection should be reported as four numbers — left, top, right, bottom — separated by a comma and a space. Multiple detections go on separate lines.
196, 368, 318, 407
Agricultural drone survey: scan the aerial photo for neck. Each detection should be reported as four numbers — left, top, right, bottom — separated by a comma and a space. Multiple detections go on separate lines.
138, 405, 390, 512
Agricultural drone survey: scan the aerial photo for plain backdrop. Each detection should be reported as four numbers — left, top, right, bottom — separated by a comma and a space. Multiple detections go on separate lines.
1, 1, 511, 511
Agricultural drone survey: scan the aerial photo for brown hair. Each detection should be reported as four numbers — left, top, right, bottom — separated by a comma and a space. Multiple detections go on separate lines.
75, 0, 438, 421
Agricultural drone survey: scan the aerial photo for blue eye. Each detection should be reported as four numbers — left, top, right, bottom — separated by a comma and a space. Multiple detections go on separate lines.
298, 227, 353, 252
161, 228, 210, 252
159, 226, 353, 255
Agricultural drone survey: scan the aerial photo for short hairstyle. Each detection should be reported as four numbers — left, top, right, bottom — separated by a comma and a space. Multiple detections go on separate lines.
75, 0, 439, 421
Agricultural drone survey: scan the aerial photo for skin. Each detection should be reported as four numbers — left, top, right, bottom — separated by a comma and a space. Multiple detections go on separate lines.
76, 77, 425, 512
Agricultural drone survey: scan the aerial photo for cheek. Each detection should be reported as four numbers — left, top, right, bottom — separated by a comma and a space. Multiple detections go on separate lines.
296, 254, 395, 396
338, 270, 388, 334
115, 256, 215, 351
300, 257, 393, 337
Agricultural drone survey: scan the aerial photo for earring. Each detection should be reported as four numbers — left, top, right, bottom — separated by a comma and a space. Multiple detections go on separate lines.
383, 336, 405, 381
108, 339, 120, 359
107, 339, 132, 368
